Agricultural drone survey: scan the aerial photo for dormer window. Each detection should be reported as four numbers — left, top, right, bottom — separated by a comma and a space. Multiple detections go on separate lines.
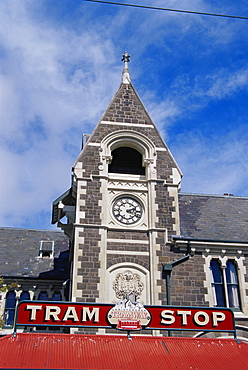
108, 147, 145, 175
39, 240, 54, 258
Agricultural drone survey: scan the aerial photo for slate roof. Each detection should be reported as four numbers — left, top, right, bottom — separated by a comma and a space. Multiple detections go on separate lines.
0, 227, 69, 280
179, 193, 248, 242
1, 193, 248, 280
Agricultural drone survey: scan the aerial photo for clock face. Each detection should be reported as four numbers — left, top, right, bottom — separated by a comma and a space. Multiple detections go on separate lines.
112, 197, 142, 225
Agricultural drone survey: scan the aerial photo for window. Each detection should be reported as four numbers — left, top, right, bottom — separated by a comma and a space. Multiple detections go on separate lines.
20, 291, 30, 301
38, 291, 49, 300
210, 260, 241, 310
109, 147, 145, 175
52, 292, 62, 301
226, 261, 240, 308
4, 291, 16, 326
39, 240, 54, 258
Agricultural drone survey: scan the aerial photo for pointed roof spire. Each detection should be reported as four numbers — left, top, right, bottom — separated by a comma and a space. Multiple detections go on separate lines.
121, 51, 131, 84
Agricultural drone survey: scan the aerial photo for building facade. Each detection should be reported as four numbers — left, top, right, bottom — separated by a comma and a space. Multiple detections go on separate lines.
1, 54, 248, 339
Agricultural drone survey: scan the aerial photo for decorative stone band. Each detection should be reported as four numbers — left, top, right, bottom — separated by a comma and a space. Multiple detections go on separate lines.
100, 121, 154, 128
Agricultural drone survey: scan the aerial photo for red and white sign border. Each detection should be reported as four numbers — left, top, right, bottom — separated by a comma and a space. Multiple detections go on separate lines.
14, 301, 236, 337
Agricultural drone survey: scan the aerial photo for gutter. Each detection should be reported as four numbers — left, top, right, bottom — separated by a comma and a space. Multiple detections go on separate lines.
171, 236, 248, 245
171, 236, 248, 254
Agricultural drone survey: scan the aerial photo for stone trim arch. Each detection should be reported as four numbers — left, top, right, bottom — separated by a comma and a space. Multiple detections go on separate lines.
100, 130, 157, 178
106, 262, 150, 304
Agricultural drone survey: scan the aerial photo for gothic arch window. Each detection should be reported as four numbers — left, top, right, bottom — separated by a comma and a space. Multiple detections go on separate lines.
4, 291, 16, 326
20, 291, 30, 302
210, 259, 241, 310
52, 292, 62, 301
38, 291, 49, 301
108, 147, 145, 175
101, 130, 157, 179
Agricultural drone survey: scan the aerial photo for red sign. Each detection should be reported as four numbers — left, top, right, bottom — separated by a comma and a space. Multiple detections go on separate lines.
17, 302, 112, 328
117, 320, 142, 330
147, 306, 235, 332
16, 301, 235, 333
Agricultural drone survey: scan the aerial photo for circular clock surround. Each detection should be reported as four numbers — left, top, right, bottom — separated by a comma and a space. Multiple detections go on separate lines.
112, 197, 143, 225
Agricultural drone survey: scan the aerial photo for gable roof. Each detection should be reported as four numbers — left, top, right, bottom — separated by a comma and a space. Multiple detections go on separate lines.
0, 227, 69, 280
74, 69, 181, 175
179, 193, 248, 242
76, 80, 168, 152
0, 333, 248, 369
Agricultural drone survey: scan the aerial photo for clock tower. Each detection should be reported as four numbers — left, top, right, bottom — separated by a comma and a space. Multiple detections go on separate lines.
53, 53, 182, 318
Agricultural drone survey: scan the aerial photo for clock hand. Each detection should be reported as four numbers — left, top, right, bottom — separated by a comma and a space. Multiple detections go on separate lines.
126, 208, 136, 213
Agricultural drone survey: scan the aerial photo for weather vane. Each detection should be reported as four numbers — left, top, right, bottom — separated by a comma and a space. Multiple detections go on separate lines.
121, 52, 131, 84
122, 51, 130, 65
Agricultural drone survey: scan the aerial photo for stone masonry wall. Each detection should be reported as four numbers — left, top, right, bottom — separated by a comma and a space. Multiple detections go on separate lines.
76, 227, 101, 303
158, 250, 207, 307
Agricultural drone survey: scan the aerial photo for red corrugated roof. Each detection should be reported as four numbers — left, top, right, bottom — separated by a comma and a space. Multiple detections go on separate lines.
0, 333, 248, 369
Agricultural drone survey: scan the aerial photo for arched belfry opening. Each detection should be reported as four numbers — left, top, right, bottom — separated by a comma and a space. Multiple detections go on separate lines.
108, 147, 145, 175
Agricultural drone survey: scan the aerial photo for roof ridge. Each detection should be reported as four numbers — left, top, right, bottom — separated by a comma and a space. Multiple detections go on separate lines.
179, 192, 248, 199
0, 226, 64, 232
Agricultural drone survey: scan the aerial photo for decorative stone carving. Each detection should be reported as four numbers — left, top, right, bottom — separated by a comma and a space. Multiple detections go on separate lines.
112, 270, 144, 300
102, 155, 113, 164
143, 158, 154, 166
108, 180, 148, 189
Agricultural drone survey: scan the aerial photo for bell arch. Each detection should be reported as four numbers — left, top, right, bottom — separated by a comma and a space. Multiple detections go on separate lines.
109, 146, 145, 175
100, 130, 157, 178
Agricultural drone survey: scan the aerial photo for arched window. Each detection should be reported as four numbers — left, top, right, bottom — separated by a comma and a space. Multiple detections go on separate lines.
210, 259, 241, 310
52, 292, 62, 301
4, 291, 16, 326
109, 147, 145, 175
226, 261, 240, 309
38, 291, 49, 301
20, 291, 30, 301
210, 260, 226, 307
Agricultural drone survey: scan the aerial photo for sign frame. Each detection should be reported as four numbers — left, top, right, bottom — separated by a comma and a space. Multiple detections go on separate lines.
14, 300, 236, 338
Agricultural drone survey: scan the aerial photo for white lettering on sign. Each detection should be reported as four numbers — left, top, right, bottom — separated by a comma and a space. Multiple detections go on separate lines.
45, 306, 61, 321
62, 307, 79, 322
177, 310, 191, 325
25, 305, 100, 323
26, 305, 42, 320
112, 311, 147, 319
212, 311, 226, 326
160, 309, 228, 328
20, 303, 231, 332
194, 311, 209, 326
160, 310, 176, 324
82, 307, 99, 322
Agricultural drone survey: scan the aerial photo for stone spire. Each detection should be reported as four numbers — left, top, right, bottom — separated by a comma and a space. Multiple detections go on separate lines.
121, 51, 131, 84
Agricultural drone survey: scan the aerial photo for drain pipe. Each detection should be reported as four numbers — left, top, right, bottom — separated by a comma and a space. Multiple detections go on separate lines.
163, 242, 192, 336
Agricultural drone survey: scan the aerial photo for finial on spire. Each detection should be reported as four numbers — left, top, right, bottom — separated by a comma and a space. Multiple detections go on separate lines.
122, 51, 130, 66
121, 52, 131, 84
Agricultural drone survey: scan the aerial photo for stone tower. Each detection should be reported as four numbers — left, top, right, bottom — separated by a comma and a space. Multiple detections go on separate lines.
53, 53, 182, 310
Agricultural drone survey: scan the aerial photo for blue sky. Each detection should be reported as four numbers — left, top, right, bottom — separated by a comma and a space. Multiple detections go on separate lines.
0, 0, 248, 229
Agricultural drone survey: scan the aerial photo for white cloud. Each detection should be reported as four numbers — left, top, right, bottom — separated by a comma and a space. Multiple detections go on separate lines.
172, 129, 248, 196
152, 63, 248, 132
0, 0, 248, 229
0, 1, 122, 227
146, 98, 181, 140
205, 69, 248, 99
